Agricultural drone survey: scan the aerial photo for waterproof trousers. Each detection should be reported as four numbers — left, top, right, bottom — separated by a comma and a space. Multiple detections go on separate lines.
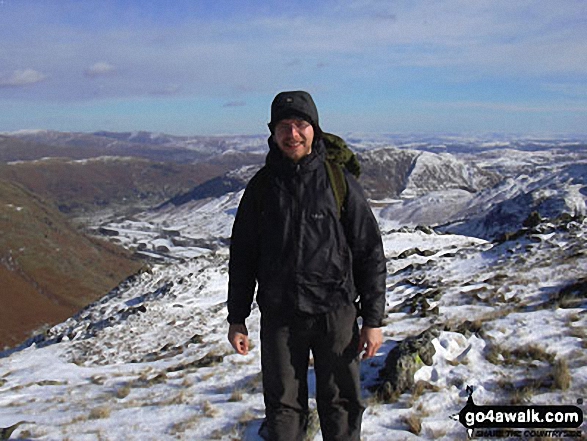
260, 304, 365, 441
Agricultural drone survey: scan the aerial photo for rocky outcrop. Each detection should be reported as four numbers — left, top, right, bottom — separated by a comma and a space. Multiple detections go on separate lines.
553, 277, 587, 309
374, 326, 440, 402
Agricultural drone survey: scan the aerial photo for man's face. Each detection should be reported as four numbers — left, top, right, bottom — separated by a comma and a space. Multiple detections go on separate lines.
273, 118, 314, 163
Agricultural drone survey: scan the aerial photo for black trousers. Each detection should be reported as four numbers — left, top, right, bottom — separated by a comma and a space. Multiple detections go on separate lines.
260, 304, 365, 441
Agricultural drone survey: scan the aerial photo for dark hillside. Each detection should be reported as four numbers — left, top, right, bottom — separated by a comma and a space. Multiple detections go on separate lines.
0, 157, 225, 216
0, 134, 107, 162
0, 133, 263, 218
0, 179, 143, 349
1, 131, 266, 163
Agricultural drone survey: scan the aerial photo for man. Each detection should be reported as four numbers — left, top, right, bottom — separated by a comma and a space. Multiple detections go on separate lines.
227, 90, 386, 441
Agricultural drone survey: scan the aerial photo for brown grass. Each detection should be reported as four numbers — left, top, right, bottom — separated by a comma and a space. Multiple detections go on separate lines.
402, 412, 422, 435
202, 401, 220, 418
115, 385, 131, 399
0, 178, 143, 350
228, 389, 244, 402
89, 405, 111, 420
553, 359, 571, 390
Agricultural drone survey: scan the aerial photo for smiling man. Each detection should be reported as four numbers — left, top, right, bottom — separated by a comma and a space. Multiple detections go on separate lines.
227, 91, 386, 441
273, 117, 314, 162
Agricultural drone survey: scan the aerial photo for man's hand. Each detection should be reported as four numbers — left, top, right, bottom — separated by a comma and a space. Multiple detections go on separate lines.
358, 326, 382, 359
228, 323, 250, 355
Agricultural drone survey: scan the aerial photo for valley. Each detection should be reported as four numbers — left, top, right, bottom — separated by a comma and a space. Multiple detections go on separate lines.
0, 130, 585, 439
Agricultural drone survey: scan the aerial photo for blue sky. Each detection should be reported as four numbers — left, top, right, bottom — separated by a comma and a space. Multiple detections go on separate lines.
0, 0, 586, 136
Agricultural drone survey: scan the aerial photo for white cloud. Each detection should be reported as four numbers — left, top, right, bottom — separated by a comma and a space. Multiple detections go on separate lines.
1, 0, 586, 114
85, 62, 116, 78
0, 69, 46, 87
256, 0, 587, 76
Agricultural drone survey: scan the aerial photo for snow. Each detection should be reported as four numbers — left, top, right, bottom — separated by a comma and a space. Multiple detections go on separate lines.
378, 189, 476, 229
3, 129, 49, 136
70, 156, 138, 164
5, 204, 24, 212
2, 214, 584, 439
1, 138, 586, 440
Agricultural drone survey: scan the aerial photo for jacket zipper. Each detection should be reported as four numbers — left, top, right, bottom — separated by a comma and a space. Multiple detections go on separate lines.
292, 164, 303, 306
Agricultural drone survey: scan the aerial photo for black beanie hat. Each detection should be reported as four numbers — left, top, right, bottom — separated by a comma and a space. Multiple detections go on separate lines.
269, 90, 320, 134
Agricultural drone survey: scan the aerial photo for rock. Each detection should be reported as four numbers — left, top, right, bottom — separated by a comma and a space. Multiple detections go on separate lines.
98, 227, 119, 236
445, 319, 483, 339
494, 228, 528, 244
374, 326, 440, 402
167, 353, 224, 372
189, 334, 204, 344
523, 211, 542, 228
0, 421, 30, 440
554, 278, 587, 309
396, 248, 437, 259
389, 289, 441, 317
415, 225, 435, 234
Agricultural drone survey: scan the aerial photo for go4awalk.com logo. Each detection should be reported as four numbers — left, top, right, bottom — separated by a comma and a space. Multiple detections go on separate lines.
456, 386, 584, 438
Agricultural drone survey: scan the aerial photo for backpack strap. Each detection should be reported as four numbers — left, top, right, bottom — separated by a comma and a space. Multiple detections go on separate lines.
324, 159, 347, 218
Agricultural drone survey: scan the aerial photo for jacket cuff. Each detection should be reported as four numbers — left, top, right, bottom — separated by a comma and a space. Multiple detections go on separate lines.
361, 317, 383, 328
227, 315, 246, 325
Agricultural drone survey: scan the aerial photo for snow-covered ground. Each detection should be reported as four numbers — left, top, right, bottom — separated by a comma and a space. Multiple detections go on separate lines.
1, 198, 585, 440
1, 140, 586, 440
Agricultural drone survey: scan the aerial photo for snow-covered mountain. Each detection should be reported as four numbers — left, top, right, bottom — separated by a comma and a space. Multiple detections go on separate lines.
0, 135, 586, 440
357, 147, 499, 201
152, 142, 502, 216
442, 163, 587, 240
377, 142, 587, 237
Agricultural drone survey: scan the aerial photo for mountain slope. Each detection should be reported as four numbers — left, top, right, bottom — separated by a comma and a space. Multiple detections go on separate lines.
0, 200, 584, 440
0, 133, 585, 439
162, 146, 500, 211
3, 130, 266, 163
0, 157, 228, 218
441, 163, 587, 239
401, 150, 499, 198
0, 179, 143, 349
0, 134, 106, 162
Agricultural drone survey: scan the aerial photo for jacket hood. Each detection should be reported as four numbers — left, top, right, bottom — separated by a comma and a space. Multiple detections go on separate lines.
268, 90, 321, 136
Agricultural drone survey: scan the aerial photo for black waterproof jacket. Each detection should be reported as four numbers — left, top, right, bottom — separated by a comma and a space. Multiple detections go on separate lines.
227, 137, 386, 327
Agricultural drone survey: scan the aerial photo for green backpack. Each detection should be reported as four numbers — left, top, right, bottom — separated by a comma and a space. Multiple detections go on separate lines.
252, 133, 360, 218
322, 132, 361, 217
